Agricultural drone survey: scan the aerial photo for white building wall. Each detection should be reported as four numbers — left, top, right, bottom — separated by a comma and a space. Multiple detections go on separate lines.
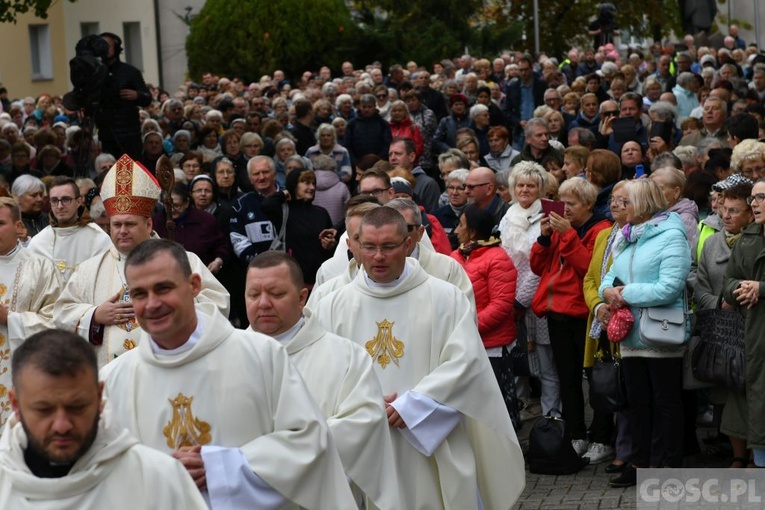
156, 0, 206, 93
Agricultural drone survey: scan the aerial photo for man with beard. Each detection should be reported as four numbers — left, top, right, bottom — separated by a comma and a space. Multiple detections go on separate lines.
0, 329, 207, 509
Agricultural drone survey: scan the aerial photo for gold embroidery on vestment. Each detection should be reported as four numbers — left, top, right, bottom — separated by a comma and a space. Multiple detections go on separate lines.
365, 319, 405, 369
163, 393, 212, 449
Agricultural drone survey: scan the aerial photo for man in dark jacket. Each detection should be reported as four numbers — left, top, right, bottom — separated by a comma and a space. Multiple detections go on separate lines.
344, 94, 391, 165
502, 55, 546, 150
413, 71, 449, 121
289, 98, 316, 155
94, 33, 151, 161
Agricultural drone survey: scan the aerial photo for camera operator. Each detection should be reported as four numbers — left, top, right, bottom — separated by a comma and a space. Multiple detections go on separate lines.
95, 33, 151, 161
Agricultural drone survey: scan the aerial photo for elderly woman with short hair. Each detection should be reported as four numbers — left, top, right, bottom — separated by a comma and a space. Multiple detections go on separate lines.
484, 126, 518, 174
305, 123, 352, 181
469, 104, 491, 157
433, 168, 470, 250
500, 162, 562, 416
11, 174, 48, 239
731, 139, 765, 182
530, 176, 612, 455
600, 179, 691, 486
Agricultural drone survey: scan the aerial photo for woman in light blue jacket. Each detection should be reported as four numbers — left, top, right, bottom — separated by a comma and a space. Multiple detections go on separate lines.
598, 179, 691, 488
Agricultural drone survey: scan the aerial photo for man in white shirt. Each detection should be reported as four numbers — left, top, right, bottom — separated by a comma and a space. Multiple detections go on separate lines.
314, 207, 525, 509
102, 239, 356, 509
0, 329, 207, 509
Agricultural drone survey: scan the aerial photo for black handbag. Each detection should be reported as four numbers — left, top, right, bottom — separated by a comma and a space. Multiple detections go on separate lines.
692, 309, 745, 392
528, 409, 589, 475
589, 332, 629, 412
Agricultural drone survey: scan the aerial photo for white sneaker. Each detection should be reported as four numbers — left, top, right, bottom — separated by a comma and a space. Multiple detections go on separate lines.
583, 442, 615, 464
571, 439, 590, 457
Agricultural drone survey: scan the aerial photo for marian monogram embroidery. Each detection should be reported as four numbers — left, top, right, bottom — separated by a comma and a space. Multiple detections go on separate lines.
163, 393, 212, 449
365, 319, 405, 369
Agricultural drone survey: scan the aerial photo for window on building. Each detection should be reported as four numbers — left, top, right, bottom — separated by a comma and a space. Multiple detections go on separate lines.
122, 22, 143, 71
29, 24, 53, 81
80, 22, 100, 38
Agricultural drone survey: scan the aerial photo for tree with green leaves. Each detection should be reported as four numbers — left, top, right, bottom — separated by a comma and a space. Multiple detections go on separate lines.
0, 0, 76, 24
186, 0, 354, 82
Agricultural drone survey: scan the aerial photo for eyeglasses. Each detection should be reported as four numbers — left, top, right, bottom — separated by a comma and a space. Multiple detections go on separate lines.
50, 197, 75, 206
544, 98, 559, 104
216, 169, 235, 175
465, 182, 492, 191
376, 94, 388, 99
191, 188, 212, 195
171, 202, 187, 210
406, 224, 419, 232
360, 188, 389, 197
742, 167, 765, 178
608, 197, 629, 207
359, 238, 407, 255
747, 193, 765, 205
447, 185, 466, 192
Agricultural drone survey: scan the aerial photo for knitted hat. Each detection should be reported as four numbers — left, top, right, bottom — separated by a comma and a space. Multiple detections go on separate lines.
100, 154, 161, 217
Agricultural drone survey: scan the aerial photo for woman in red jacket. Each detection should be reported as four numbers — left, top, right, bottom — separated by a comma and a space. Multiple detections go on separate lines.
452, 204, 519, 426
388, 100, 424, 162
530, 177, 612, 455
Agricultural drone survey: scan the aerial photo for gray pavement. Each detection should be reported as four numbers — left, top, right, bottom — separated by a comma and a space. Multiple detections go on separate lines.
512, 383, 728, 509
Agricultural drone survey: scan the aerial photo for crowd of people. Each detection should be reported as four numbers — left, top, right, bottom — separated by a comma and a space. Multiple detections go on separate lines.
0, 23, 765, 504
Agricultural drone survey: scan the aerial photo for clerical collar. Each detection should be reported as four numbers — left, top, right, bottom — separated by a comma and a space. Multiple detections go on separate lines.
410, 244, 420, 260
364, 260, 412, 288
0, 242, 21, 259
272, 316, 306, 344
150, 312, 205, 355
24, 443, 73, 478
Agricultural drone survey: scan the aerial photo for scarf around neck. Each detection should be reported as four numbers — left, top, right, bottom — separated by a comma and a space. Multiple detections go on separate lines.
458, 236, 502, 257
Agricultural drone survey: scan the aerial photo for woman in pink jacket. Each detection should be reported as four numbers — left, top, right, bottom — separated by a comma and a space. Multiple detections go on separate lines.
451, 204, 519, 426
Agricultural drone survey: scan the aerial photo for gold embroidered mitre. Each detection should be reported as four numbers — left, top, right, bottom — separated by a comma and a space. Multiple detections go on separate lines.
101, 154, 161, 217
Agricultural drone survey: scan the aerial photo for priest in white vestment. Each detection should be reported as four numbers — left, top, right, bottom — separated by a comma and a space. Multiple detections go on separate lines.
0, 329, 207, 509
27, 176, 112, 283
310, 199, 476, 315
245, 251, 400, 510
315, 171, 436, 286
314, 207, 526, 509
0, 198, 61, 429
54, 155, 229, 367
102, 239, 356, 509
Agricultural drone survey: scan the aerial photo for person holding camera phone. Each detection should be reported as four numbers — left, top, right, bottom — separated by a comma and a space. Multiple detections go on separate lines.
598, 93, 648, 156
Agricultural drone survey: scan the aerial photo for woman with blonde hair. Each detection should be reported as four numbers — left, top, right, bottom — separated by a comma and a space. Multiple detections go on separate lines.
650, 166, 699, 247
600, 179, 691, 486
530, 177, 612, 455
731, 139, 765, 181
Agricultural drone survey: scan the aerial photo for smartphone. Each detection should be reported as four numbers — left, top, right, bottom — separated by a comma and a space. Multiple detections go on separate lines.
612, 117, 638, 143
541, 198, 565, 217
649, 120, 673, 145
634, 164, 645, 178
613, 277, 625, 287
